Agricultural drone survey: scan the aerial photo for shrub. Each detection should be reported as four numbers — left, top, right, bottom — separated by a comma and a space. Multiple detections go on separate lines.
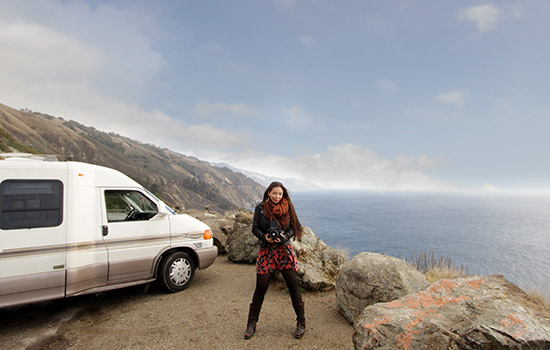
527, 287, 550, 312
406, 249, 468, 283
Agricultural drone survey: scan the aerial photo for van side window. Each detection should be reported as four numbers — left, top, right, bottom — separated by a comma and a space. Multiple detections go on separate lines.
0, 180, 63, 230
105, 190, 158, 222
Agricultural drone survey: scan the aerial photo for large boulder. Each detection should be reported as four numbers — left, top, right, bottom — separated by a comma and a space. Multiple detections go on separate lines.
353, 275, 550, 349
336, 252, 430, 324
225, 223, 346, 291
226, 221, 260, 263
206, 210, 253, 256
291, 226, 347, 291
205, 218, 234, 254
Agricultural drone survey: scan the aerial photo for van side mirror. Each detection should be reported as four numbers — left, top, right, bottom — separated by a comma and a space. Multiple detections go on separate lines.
156, 201, 170, 218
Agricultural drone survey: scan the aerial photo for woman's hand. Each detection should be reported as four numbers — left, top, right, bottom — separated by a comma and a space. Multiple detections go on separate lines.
265, 233, 281, 244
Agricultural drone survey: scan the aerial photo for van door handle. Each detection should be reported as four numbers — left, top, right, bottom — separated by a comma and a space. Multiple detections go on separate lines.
102, 225, 109, 236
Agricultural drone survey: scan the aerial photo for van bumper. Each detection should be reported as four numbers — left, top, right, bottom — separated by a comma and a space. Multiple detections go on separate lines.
197, 245, 218, 269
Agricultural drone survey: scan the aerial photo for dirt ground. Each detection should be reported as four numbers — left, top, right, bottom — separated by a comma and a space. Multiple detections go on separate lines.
0, 256, 354, 350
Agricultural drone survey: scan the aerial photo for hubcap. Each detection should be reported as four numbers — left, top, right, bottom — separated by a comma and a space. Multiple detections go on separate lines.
169, 257, 191, 286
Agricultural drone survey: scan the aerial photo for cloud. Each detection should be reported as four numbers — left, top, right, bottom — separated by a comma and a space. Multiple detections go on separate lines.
482, 183, 500, 192
457, 3, 503, 32
374, 78, 397, 93
299, 34, 319, 47
0, 7, 248, 155
1, 75, 249, 151
194, 99, 261, 117
0, 19, 105, 80
0, 1, 165, 101
435, 89, 468, 107
224, 143, 453, 191
284, 106, 325, 131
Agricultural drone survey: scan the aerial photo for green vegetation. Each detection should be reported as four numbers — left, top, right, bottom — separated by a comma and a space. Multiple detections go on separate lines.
63, 120, 125, 153
406, 249, 468, 283
143, 143, 169, 159
86, 131, 125, 153
0, 127, 39, 153
20, 108, 56, 120
181, 177, 234, 210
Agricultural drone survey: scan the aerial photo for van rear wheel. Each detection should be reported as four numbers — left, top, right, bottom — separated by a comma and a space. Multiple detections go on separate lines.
158, 251, 195, 292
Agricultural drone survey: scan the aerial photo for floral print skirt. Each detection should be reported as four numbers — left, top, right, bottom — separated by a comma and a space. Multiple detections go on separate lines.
256, 244, 299, 274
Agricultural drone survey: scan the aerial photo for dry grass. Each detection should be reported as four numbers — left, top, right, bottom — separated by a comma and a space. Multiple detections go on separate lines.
527, 287, 550, 312
405, 249, 468, 283
406, 250, 550, 312
424, 265, 467, 283
333, 244, 351, 259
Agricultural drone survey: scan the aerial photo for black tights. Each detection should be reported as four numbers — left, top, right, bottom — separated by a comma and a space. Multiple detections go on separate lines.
251, 269, 303, 307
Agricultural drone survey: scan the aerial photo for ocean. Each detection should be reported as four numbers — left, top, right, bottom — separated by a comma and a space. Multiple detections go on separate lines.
291, 191, 550, 293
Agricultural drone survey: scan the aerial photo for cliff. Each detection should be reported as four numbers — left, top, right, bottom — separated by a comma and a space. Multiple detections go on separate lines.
0, 102, 264, 212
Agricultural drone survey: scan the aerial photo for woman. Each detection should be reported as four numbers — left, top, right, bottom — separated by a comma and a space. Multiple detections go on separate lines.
244, 181, 305, 340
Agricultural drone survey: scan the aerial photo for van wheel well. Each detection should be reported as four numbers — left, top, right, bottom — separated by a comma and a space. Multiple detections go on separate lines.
157, 247, 199, 273
157, 250, 197, 292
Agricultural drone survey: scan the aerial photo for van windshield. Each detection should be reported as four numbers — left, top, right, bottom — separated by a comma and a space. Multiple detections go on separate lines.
143, 188, 177, 215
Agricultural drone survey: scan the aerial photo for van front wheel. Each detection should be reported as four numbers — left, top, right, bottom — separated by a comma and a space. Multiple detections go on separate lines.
158, 251, 195, 292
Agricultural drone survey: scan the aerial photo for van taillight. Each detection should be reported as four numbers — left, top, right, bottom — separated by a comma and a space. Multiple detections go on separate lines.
203, 229, 212, 240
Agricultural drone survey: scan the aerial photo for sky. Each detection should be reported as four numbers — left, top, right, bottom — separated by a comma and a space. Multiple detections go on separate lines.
1, 0, 550, 192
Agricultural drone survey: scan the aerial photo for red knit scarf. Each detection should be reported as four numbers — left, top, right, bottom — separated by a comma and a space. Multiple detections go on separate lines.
264, 197, 290, 230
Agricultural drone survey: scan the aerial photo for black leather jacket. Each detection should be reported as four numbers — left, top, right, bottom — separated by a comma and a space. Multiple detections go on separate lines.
252, 202, 295, 248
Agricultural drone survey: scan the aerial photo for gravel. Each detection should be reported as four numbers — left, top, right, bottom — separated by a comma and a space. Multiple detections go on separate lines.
1, 256, 354, 350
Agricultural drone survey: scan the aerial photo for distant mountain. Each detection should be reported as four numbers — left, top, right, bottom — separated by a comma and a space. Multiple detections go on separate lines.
214, 162, 319, 192
0, 102, 264, 212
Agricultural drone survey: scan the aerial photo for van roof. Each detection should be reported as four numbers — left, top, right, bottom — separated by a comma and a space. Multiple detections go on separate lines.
0, 153, 58, 161
0, 158, 142, 189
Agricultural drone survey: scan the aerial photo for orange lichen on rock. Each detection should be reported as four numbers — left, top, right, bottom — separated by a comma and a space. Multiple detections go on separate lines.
500, 313, 528, 339
396, 330, 415, 350
381, 278, 489, 349
385, 289, 469, 310
428, 279, 459, 294
466, 278, 484, 290
396, 308, 441, 350
362, 315, 393, 335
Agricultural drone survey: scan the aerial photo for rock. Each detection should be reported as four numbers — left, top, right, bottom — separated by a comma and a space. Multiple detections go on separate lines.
353, 275, 550, 349
234, 210, 253, 225
291, 227, 347, 291
226, 221, 260, 263
197, 214, 234, 254
224, 222, 346, 292
336, 252, 430, 324
210, 219, 234, 254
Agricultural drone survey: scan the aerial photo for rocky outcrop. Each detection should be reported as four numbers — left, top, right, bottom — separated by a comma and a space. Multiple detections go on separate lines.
224, 216, 346, 291
200, 216, 233, 254
291, 227, 347, 291
353, 275, 550, 349
226, 220, 260, 263
199, 209, 254, 255
336, 252, 430, 324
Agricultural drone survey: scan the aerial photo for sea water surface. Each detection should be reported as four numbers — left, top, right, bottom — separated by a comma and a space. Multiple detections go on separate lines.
292, 191, 550, 292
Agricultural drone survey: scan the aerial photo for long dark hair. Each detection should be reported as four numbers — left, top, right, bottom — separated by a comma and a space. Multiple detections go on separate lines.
263, 181, 303, 240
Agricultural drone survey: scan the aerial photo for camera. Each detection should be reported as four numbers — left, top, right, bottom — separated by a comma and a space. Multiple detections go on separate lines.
268, 220, 282, 241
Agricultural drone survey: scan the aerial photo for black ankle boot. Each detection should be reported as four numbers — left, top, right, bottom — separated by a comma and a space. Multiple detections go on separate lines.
292, 302, 306, 339
244, 304, 261, 339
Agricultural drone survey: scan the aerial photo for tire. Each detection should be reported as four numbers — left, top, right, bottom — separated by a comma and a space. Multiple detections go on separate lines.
158, 251, 195, 292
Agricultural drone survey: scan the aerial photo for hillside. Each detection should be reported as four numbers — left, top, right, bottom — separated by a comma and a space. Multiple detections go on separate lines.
0, 102, 264, 212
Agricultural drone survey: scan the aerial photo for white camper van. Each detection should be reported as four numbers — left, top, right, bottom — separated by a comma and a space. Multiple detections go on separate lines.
0, 156, 218, 308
